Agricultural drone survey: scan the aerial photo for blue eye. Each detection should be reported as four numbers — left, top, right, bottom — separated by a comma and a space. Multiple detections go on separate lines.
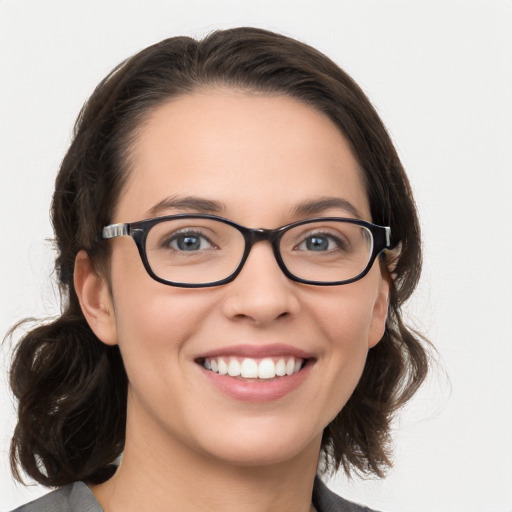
304, 236, 329, 251
166, 231, 214, 251
297, 234, 343, 252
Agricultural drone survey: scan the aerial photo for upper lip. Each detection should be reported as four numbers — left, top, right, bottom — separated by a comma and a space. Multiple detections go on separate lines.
196, 343, 315, 360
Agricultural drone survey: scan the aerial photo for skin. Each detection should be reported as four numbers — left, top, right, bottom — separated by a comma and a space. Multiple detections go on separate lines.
75, 89, 390, 512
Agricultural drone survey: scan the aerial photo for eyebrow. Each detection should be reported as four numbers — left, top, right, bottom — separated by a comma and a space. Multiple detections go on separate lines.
147, 195, 363, 220
147, 195, 226, 217
291, 197, 363, 219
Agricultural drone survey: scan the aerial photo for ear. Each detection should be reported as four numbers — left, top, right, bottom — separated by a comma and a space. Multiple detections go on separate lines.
367, 271, 391, 349
74, 250, 118, 346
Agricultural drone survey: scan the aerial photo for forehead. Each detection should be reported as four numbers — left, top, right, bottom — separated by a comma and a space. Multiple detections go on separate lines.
116, 89, 370, 224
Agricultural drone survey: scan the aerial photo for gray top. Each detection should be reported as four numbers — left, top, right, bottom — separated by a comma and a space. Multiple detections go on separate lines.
10, 482, 102, 512
11, 477, 379, 512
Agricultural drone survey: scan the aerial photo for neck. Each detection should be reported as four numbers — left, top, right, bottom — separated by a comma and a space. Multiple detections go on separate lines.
91, 405, 321, 512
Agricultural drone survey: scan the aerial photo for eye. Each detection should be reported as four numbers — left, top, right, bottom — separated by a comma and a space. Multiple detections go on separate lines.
296, 232, 345, 252
165, 230, 216, 252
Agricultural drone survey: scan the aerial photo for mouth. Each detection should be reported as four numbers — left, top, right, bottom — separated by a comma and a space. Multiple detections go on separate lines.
194, 344, 315, 401
197, 356, 308, 380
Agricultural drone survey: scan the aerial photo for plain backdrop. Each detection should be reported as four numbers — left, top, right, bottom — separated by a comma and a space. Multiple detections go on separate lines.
1, 1, 511, 511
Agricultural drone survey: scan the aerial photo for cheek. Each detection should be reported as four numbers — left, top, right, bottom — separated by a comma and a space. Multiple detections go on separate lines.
303, 280, 381, 412
108, 247, 203, 373
110, 240, 202, 336
109, 284, 216, 432
112, 286, 208, 357
307, 283, 378, 347
109, 255, 224, 393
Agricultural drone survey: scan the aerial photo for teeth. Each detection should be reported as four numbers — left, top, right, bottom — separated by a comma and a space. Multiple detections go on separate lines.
203, 356, 304, 378
275, 358, 286, 377
218, 358, 228, 375
227, 359, 240, 377
258, 358, 276, 379
285, 358, 295, 376
240, 358, 258, 378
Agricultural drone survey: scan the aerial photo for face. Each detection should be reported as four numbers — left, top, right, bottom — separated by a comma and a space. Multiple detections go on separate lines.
82, 89, 389, 470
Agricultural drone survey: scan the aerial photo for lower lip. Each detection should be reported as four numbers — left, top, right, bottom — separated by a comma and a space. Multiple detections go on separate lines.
200, 362, 313, 402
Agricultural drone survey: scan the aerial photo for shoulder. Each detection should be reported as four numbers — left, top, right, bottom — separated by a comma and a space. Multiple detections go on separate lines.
313, 477, 382, 512
10, 482, 103, 512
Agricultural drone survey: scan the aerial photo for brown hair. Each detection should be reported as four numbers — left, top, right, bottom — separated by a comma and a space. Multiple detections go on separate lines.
8, 27, 429, 486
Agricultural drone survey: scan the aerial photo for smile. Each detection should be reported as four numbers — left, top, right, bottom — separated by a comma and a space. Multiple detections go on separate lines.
196, 344, 314, 401
202, 356, 304, 379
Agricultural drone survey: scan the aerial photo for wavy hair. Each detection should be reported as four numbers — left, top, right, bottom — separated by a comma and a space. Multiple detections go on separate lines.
8, 27, 429, 486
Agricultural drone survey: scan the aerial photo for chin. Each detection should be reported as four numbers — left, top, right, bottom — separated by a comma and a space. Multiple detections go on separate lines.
193, 422, 323, 469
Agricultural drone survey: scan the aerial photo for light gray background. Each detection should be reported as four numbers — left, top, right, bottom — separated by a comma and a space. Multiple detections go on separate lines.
1, 1, 511, 510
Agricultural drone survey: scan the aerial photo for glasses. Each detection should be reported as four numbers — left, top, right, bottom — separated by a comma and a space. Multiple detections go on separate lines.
101, 214, 391, 288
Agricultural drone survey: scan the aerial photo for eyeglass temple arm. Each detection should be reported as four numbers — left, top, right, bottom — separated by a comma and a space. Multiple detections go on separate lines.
384, 226, 392, 248
102, 223, 130, 239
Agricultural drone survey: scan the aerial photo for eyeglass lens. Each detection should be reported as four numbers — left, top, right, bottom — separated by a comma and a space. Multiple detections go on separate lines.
144, 218, 374, 285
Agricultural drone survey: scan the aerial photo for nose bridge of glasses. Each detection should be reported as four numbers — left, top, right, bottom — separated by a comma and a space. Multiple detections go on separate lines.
233, 227, 287, 282
238, 227, 284, 268
245, 227, 282, 251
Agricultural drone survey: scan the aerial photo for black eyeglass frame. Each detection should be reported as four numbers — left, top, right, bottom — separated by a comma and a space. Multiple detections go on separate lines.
101, 214, 392, 288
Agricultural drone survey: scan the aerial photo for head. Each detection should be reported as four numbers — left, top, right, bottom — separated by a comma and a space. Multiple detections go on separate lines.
11, 27, 427, 486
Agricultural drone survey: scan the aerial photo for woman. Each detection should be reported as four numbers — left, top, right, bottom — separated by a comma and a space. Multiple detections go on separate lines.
8, 27, 428, 512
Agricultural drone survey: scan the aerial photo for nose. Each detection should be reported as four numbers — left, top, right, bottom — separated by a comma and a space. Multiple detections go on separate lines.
220, 241, 301, 326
